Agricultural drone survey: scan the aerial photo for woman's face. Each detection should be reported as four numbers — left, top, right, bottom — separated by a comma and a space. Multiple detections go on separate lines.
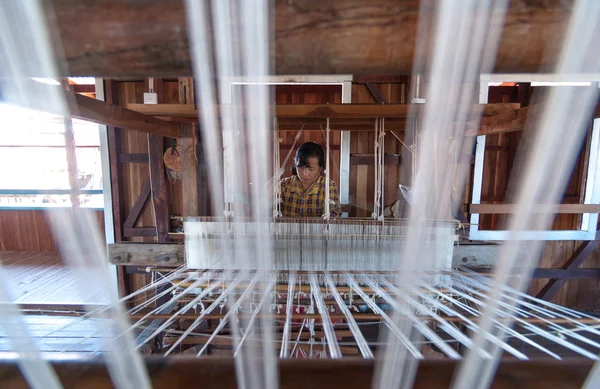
297, 156, 320, 186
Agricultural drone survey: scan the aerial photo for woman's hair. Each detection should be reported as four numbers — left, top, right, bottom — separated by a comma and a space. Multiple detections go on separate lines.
291, 142, 325, 175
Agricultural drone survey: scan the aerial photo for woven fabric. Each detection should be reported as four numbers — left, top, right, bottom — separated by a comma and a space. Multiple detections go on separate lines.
279, 175, 340, 217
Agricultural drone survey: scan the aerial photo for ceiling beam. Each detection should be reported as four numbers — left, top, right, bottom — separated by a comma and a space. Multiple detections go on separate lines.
47, 0, 578, 76
73, 94, 180, 138
0, 79, 180, 138
125, 103, 520, 133
126, 103, 519, 119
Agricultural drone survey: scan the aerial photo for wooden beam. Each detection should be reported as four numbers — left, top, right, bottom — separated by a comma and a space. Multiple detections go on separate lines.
109, 242, 501, 266
474, 267, 600, 279
180, 123, 199, 217
123, 178, 151, 229
470, 203, 600, 214
48, 0, 578, 76
533, 268, 600, 279
281, 103, 518, 119
109, 243, 182, 266
75, 94, 180, 138
0, 356, 593, 388
126, 103, 519, 119
277, 119, 407, 131
536, 239, 600, 301
148, 135, 170, 242
127, 104, 198, 117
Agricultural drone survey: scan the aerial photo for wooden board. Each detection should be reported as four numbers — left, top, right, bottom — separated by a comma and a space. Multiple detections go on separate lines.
0, 210, 104, 252
108, 243, 184, 266
0, 356, 594, 388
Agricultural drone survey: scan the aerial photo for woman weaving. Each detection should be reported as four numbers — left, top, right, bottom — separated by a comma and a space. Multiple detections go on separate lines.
279, 142, 341, 218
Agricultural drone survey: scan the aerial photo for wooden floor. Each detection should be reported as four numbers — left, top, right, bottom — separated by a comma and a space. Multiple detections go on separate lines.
0, 251, 114, 354
0, 315, 111, 354
0, 251, 109, 305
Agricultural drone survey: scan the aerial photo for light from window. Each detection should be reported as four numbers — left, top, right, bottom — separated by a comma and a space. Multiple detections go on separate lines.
0, 103, 104, 209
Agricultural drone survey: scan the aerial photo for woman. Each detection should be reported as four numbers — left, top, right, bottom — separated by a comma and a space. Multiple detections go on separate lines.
279, 142, 341, 217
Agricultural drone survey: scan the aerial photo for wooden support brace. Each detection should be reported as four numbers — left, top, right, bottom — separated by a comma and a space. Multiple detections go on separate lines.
123, 178, 151, 229
365, 83, 386, 104
536, 238, 600, 301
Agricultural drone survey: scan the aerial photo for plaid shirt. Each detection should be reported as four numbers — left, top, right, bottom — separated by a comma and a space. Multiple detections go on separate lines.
279, 175, 341, 217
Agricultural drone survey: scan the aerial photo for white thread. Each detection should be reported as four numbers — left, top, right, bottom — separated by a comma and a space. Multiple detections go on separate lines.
323, 118, 331, 219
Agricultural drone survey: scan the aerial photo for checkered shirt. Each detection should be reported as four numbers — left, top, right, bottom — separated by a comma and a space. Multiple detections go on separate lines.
279, 175, 341, 217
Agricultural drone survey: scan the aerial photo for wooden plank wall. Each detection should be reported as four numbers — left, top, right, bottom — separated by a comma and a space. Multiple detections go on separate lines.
0, 210, 104, 252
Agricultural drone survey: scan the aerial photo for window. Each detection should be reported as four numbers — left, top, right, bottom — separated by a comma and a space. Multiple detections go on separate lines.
469, 74, 600, 240
0, 103, 104, 209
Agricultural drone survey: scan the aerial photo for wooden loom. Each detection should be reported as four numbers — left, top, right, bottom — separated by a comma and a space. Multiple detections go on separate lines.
2, 1, 600, 388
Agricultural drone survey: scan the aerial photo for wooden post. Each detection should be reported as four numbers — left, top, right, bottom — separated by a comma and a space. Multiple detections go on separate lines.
148, 134, 170, 242
180, 123, 199, 216
104, 80, 124, 242
178, 77, 195, 105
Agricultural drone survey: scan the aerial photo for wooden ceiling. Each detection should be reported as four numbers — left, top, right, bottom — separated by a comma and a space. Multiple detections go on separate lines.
46, 0, 577, 77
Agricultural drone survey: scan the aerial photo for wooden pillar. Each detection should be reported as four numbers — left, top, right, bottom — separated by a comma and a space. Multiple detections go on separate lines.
180, 123, 199, 217
178, 77, 195, 105
148, 134, 169, 242
105, 79, 124, 242
197, 133, 211, 216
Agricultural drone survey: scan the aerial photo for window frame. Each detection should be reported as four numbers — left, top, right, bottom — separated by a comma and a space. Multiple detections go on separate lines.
469, 74, 600, 241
